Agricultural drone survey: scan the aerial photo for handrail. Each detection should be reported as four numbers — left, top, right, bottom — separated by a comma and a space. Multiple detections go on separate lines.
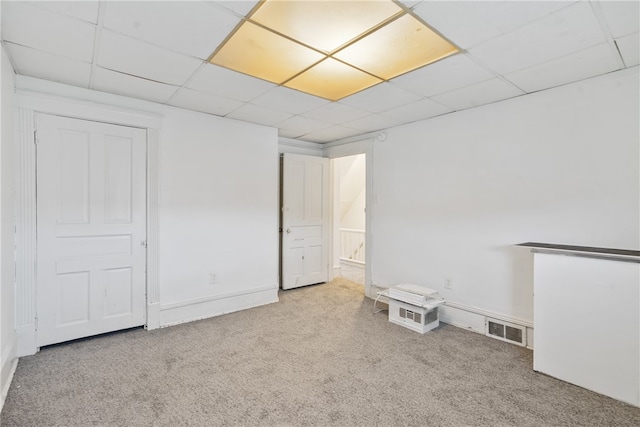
340, 228, 365, 263
339, 228, 365, 234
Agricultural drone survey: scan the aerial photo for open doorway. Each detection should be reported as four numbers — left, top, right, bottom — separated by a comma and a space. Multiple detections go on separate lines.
332, 154, 366, 286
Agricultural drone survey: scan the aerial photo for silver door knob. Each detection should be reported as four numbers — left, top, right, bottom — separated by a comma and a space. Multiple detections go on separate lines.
286, 228, 291, 234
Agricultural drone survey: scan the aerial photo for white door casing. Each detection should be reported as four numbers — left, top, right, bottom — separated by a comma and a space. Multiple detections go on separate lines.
36, 114, 147, 347
282, 153, 329, 290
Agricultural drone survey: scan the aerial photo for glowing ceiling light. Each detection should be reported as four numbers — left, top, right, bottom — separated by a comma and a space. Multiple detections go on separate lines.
209, 0, 459, 101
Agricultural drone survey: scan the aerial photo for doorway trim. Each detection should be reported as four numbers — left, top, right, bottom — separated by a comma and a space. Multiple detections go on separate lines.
323, 136, 375, 299
14, 89, 161, 356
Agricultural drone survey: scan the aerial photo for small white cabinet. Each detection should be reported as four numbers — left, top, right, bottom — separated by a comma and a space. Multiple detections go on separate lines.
521, 243, 640, 407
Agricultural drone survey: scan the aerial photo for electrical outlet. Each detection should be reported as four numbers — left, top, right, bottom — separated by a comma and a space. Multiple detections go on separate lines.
209, 273, 217, 284
444, 277, 452, 290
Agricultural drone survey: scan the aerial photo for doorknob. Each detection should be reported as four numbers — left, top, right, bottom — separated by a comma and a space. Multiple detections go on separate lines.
286, 228, 291, 234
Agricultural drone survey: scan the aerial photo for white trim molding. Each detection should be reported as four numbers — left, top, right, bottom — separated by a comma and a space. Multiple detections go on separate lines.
14, 107, 37, 357
439, 301, 534, 349
323, 138, 375, 299
444, 300, 533, 329
14, 91, 162, 354
159, 285, 279, 328
278, 137, 323, 156
146, 127, 160, 329
14, 89, 162, 130
0, 335, 18, 413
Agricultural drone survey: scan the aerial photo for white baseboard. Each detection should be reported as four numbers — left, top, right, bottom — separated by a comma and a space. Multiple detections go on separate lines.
339, 258, 365, 267
159, 285, 279, 328
146, 302, 161, 331
16, 323, 37, 357
439, 303, 534, 349
1, 334, 18, 413
439, 305, 486, 334
370, 293, 535, 350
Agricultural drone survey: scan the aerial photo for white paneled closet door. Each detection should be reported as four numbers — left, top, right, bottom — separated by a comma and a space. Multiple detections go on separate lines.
36, 114, 147, 347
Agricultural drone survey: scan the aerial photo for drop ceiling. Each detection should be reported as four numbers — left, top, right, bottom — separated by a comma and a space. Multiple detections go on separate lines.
1, 1, 638, 144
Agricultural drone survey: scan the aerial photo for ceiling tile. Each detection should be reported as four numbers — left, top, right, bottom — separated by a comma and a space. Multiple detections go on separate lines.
414, 0, 573, 49
616, 32, 640, 67
301, 103, 371, 125
1, 1, 95, 62
396, 1, 424, 9
431, 78, 524, 111
379, 98, 452, 123
333, 13, 458, 81
226, 103, 293, 126
29, 1, 100, 24
468, 1, 606, 74
168, 88, 243, 116
599, 1, 640, 38
211, 21, 325, 85
92, 67, 178, 104
278, 129, 306, 139
275, 116, 332, 137
212, 1, 260, 18
98, 30, 203, 86
390, 54, 494, 97
284, 58, 382, 101
504, 42, 621, 93
342, 113, 404, 132
4, 42, 91, 88
340, 82, 422, 113
251, 0, 402, 53
102, 2, 240, 60
250, 87, 330, 115
300, 125, 364, 144
187, 64, 276, 102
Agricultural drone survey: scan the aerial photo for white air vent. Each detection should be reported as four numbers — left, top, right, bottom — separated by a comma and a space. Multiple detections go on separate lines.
485, 318, 526, 347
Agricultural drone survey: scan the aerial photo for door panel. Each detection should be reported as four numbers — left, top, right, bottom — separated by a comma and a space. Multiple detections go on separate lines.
104, 267, 134, 317
36, 114, 147, 347
104, 135, 133, 223
282, 153, 329, 290
58, 271, 90, 325
58, 130, 90, 223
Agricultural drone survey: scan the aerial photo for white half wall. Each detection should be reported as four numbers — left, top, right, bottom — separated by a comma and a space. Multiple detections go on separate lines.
0, 44, 17, 410
370, 67, 639, 326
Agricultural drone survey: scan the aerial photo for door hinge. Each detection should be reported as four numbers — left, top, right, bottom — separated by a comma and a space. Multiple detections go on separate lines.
34, 130, 38, 145
35, 316, 38, 331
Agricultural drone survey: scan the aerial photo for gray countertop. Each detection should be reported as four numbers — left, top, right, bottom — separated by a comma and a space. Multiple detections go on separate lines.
517, 242, 640, 263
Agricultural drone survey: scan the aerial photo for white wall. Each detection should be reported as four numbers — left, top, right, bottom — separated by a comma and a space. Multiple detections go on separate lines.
12, 76, 280, 347
278, 138, 323, 156
0, 44, 17, 407
158, 107, 279, 306
338, 154, 366, 231
371, 67, 639, 325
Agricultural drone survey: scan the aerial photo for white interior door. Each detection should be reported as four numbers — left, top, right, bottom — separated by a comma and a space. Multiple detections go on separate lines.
282, 153, 329, 290
36, 114, 147, 347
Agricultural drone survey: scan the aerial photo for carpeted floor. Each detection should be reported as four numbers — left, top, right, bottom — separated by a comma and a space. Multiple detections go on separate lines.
2, 278, 639, 426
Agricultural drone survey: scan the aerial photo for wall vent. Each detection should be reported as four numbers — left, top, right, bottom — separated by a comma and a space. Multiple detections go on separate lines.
399, 307, 422, 324
485, 318, 526, 347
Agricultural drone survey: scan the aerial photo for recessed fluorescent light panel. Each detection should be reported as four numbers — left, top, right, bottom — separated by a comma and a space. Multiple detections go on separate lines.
210, 0, 459, 101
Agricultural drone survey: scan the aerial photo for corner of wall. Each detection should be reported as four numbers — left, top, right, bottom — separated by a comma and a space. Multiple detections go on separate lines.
146, 303, 161, 330
0, 331, 17, 413
15, 324, 36, 357
0, 40, 18, 414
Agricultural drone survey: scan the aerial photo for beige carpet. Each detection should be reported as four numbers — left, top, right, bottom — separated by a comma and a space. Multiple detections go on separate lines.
2, 278, 639, 426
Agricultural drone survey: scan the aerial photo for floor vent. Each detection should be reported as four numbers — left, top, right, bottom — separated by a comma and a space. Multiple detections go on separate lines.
485, 318, 526, 347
